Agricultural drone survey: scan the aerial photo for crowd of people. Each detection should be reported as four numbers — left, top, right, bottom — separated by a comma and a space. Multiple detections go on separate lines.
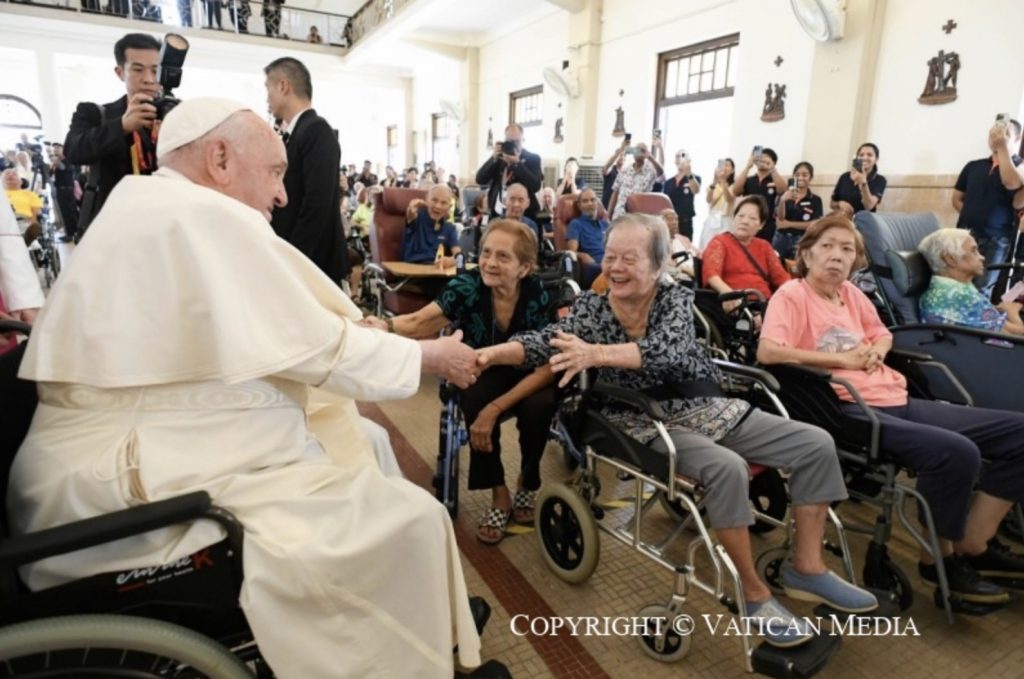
3, 27, 1024, 679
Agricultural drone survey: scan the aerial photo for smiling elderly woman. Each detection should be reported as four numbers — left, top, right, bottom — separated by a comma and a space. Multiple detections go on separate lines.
478, 213, 877, 648
917, 228, 1024, 335
757, 215, 1024, 606
365, 220, 557, 545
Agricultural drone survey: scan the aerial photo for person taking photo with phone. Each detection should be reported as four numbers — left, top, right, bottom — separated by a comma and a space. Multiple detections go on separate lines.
608, 137, 664, 219
732, 146, 786, 244
662, 149, 701, 240
774, 161, 823, 261
951, 117, 1024, 300
831, 142, 887, 218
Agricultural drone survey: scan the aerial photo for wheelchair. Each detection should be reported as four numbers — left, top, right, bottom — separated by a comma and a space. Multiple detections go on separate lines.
532, 357, 890, 677
854, 211, 1024, 412
676, 255, 765, 365
0, 321, 270, 678
433, 267, 581, 517
762, 348, 992, 623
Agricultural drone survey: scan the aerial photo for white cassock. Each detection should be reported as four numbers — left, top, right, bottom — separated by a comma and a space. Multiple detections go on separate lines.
9, 168, 480, 678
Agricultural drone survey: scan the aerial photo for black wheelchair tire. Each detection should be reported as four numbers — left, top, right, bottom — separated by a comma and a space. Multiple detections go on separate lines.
0, 614, 253, 678
636, 603, 692, 663
863, 557, 913, 611
535, 483, 600, 584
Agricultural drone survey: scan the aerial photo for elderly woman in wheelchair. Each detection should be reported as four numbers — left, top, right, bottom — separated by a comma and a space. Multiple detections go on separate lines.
916, 228, 1024, 335
364, 219, 559, 544
479, 213, 877, 648
758, 215, 1024, 609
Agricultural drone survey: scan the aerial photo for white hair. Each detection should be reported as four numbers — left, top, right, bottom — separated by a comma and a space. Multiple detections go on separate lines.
917, 228, 973, 274
605, 213, 671, 276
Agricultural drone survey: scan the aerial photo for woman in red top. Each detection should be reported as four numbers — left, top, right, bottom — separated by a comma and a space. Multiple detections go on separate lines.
702, 195, 790, 311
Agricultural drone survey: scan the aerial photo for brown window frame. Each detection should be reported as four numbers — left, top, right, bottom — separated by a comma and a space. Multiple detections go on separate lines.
509, 85, 543, 128
655, 33, 739, 110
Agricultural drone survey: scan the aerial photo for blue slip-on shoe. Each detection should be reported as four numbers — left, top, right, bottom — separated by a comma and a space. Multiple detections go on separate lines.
782, 563, 879, 613
745, 597, 814, 648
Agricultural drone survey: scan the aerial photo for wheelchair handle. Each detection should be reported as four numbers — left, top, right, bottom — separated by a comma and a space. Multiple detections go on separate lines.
0, 320, 32, 336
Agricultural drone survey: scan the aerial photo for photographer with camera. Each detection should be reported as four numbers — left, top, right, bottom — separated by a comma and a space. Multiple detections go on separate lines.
951, 117, 1024, 300
475, 123, 543, 221
63, 33, 188, 240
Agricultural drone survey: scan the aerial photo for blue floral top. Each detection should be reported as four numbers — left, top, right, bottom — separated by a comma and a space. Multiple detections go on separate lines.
436, 270, 553, 349
511, 281, 750, 444
919, 275, 1006, 331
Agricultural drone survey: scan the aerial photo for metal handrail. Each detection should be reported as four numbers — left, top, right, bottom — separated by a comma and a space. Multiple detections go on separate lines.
0, 0, 353, 47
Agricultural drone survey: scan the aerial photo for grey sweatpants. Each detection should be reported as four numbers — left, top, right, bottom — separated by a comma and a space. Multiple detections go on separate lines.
649, 409, 847, 529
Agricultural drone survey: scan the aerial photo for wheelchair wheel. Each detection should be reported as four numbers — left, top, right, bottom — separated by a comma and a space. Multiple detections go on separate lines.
749, 469, 788, 535
636, 603, 692, 663
755, 547, 789, 596
434, 398, 462, 518
862, 545, 913, 611
0, 614, 253, 678
535, 483, 600, 584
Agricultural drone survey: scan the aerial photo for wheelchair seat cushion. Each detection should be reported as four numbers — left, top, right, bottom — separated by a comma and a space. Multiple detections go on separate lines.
885, 250, 931, 298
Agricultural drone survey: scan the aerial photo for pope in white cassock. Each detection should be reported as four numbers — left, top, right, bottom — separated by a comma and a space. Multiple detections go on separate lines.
8, 98, 488, 678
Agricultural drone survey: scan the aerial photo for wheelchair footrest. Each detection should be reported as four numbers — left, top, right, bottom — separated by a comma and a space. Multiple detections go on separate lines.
751, 633, 841, 679
811, 587, 903, 619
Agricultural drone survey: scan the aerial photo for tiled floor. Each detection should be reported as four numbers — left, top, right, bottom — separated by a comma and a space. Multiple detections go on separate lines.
363, 377, 1024, 679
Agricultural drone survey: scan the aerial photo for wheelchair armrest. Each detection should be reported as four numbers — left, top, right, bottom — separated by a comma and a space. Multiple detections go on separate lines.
986, 262, 1024, 272
885, 348, 973, 406
713, 359, 781, 393
0, 321, 32, 336
591, 381, 667, 420
717, 289, 764, 303
762, 362, 832, 380
887, 348, 933, 363
0, 491, 216, 570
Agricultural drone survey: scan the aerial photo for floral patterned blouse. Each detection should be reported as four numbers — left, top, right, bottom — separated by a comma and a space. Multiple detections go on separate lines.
918, 275, 1007, 331
511, 281, 750, 444
436, 270, 554, 349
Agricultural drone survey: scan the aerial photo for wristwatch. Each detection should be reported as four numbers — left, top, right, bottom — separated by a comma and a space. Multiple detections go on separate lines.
385, 317, 395, 333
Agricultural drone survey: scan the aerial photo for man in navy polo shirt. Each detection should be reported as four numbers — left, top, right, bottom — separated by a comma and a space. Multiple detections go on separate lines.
403, 184, 460, 266
662, 149, 701, 240
567, 188, 609, 288
953, 119, 1024, 299
732, 147, 786, 244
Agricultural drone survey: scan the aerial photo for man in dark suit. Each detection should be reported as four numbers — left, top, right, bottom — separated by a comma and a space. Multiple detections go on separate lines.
64, 32, 162, 239
264, 57, 349, 285
475, 123, 543, 221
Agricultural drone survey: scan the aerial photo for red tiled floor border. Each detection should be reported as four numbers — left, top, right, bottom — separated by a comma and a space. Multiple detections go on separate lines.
359, 402, 612, 679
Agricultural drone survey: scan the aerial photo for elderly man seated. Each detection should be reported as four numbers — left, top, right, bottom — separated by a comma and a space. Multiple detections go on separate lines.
917, 228, 1024, 335
9, 98, 504, 679
567, 188, 609, 288
403, 183, 460, 267
503, 183, 540, 242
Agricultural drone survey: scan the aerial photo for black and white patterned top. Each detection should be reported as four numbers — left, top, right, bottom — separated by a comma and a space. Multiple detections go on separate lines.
512, 280, 750, 444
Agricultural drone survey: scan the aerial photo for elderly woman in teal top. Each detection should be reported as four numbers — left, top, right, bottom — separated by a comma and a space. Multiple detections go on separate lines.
917, 228, 1024, 335
364, 220, 558, 545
